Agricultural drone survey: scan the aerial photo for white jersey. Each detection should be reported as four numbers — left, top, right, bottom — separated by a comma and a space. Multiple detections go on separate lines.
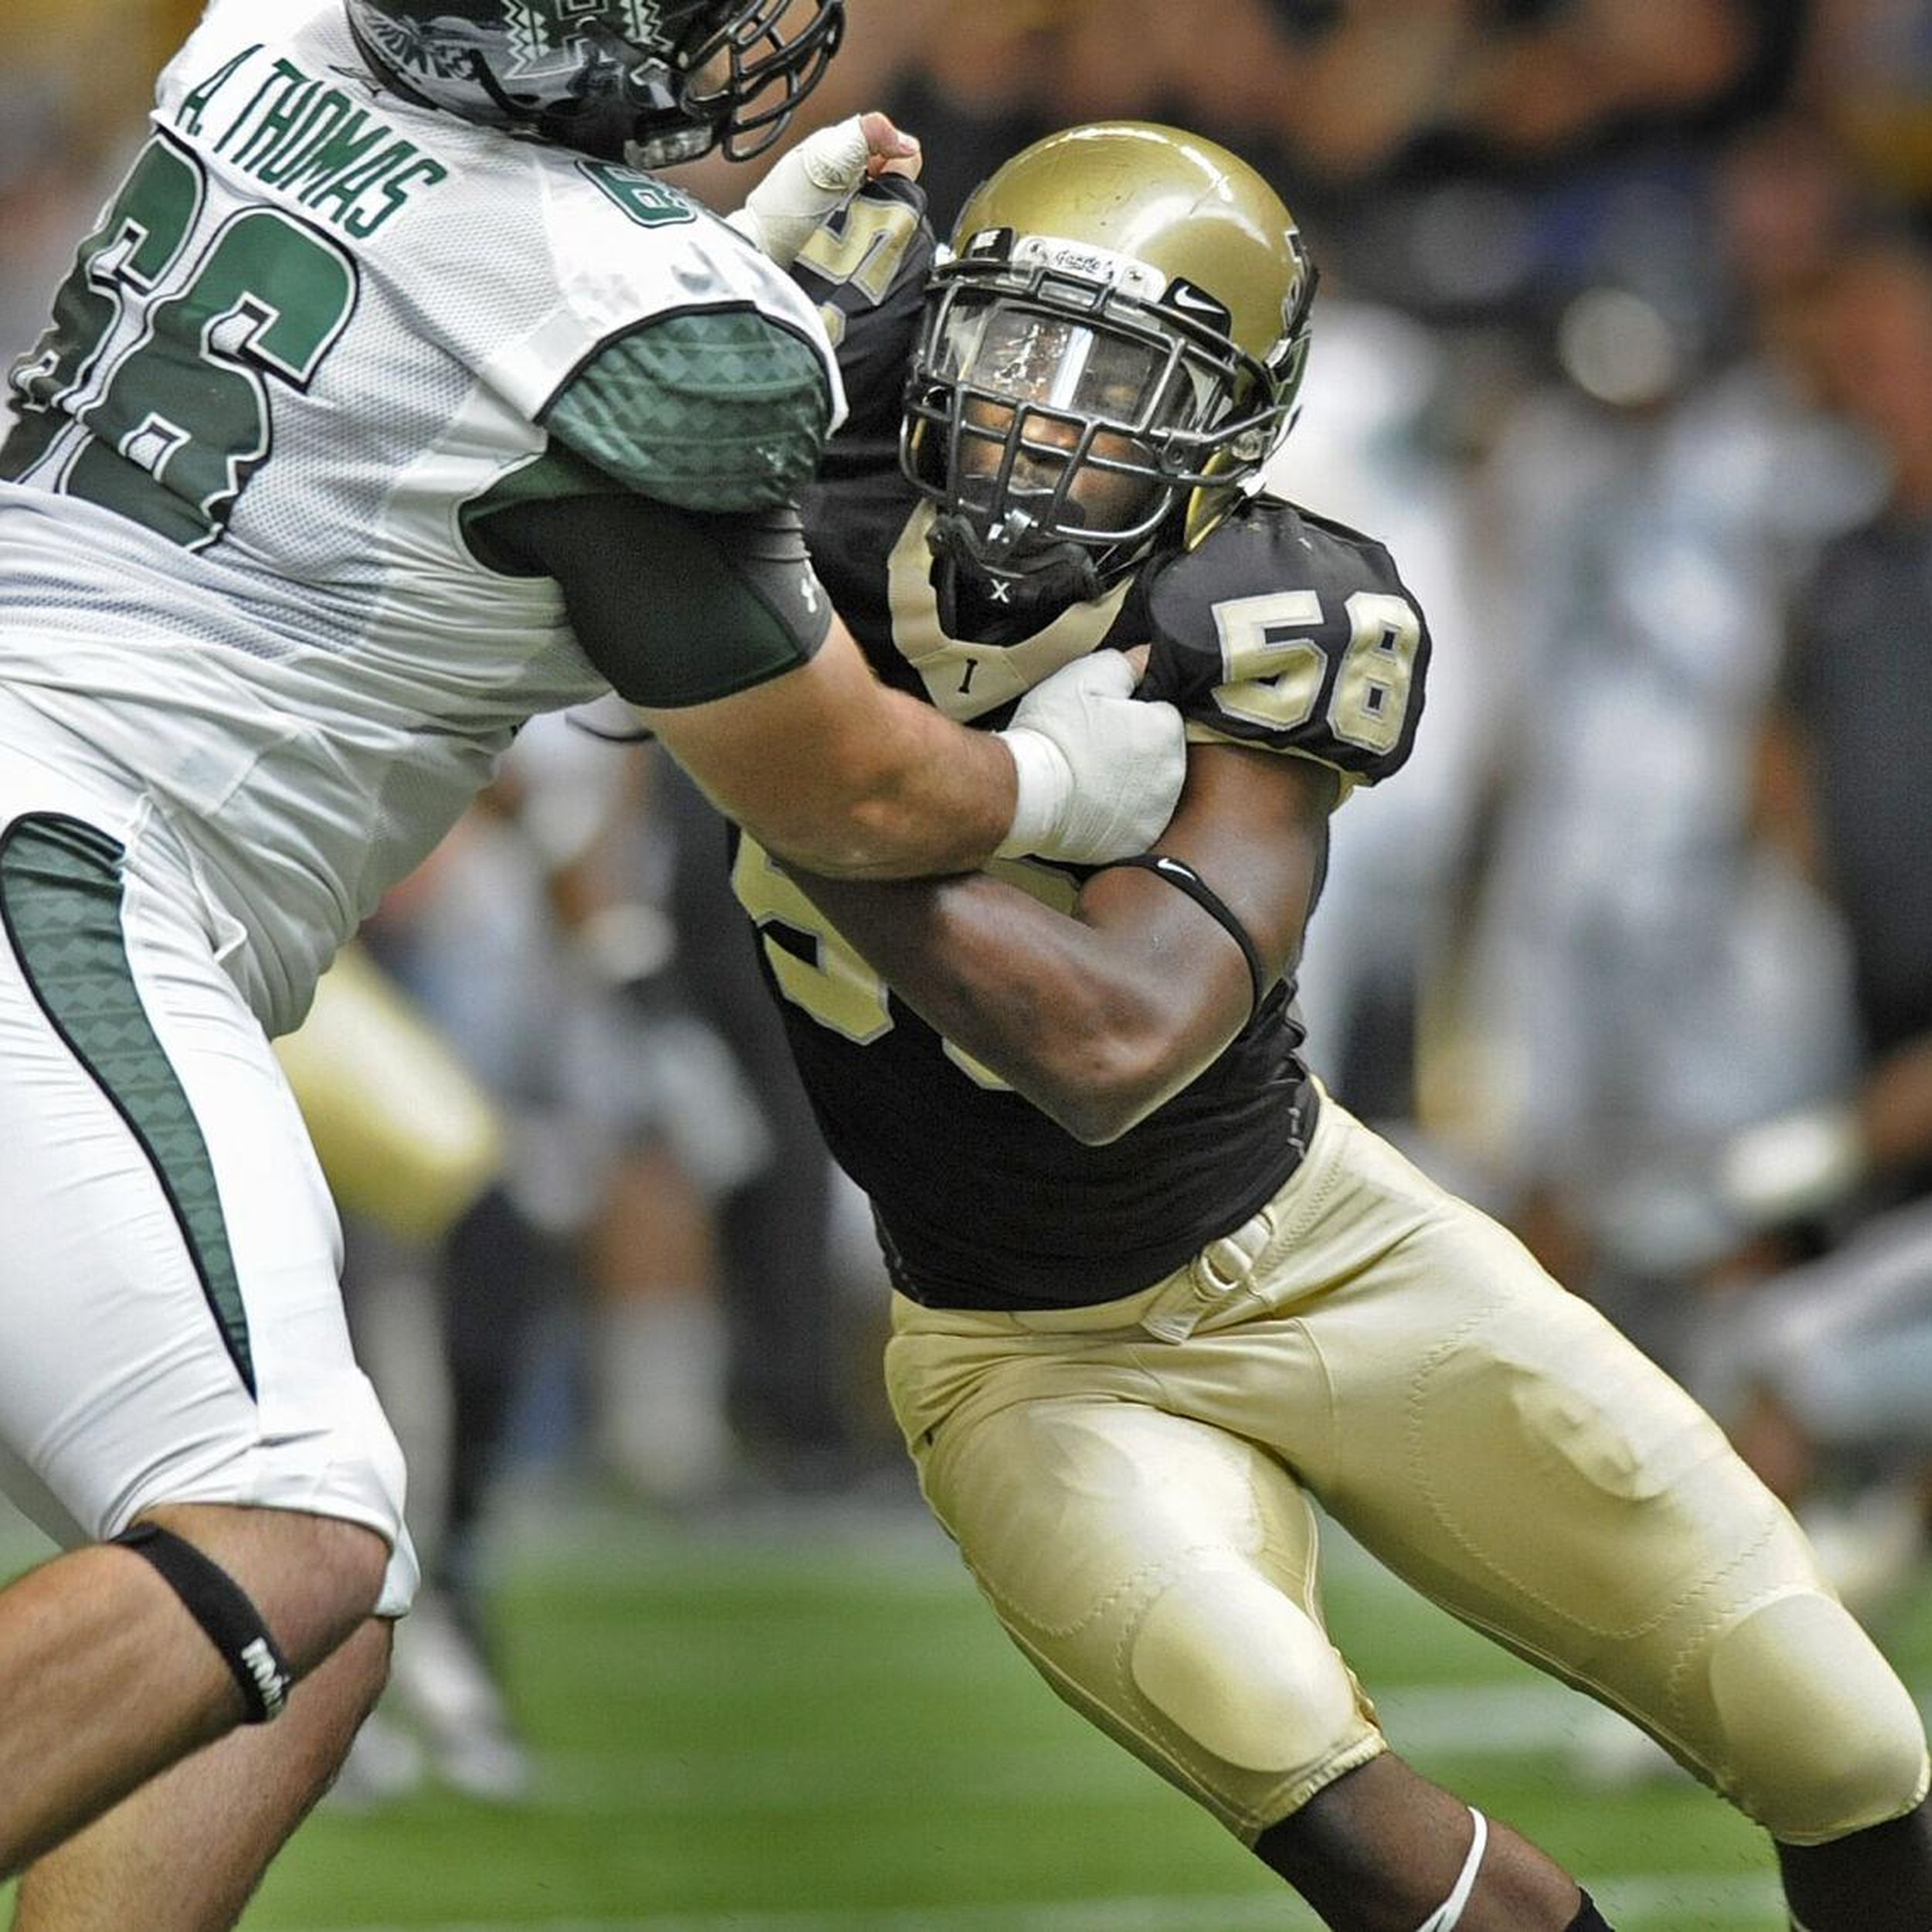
0, 0, 842, 1036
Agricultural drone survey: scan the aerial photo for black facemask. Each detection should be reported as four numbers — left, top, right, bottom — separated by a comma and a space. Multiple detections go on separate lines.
927, 512, 1104, 645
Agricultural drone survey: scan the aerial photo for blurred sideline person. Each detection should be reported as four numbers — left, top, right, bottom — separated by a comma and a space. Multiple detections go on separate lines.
1707, 240, 1932, 1597
323, 717, 889, 1813
320, 732, 760, 1805
662, 755, 889, 1490
732, 124, 1932, 1930
0, 2, 1189, 1923
1260, 300, 1491, 1131
308, 730, 764, 1808
1454, 117, 1879, 1329
275, 938, 538, 1800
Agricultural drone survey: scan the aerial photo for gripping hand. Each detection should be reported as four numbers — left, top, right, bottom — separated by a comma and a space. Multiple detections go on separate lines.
995, 651, 1186, 864
726, 112, 922, 268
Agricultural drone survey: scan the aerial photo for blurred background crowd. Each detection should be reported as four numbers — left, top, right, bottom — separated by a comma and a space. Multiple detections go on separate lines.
8, 0, 1932, 1803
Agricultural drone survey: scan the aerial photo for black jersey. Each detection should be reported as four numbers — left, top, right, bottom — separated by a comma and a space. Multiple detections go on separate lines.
736, 181, 1432, 1310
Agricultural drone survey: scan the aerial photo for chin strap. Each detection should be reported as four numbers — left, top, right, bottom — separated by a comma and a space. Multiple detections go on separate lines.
927, 514, 1104, 636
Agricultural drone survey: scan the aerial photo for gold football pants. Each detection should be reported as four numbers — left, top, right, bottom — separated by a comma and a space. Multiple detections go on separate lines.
886, 1094, 1929, 1845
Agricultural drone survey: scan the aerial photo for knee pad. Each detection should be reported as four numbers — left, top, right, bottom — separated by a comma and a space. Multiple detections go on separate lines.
1130, 1565, 1360, 1777
114, 1524, 292, 1723
1708, 1590, 1928, 1843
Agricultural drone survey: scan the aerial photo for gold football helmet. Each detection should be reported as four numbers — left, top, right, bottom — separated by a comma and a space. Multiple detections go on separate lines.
903, 121, 1315, 605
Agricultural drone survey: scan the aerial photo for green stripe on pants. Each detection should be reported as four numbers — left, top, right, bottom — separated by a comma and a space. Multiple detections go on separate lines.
1, 811, 255, 1396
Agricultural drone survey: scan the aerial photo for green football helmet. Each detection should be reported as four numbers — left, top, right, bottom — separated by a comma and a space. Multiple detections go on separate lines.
344, 0, 843, 169
903, 121, 1315, 606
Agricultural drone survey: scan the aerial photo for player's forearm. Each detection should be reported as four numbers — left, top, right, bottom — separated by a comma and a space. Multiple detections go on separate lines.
642, 648, 1015, 877
641, 618, 1033, 879
645, 636, 1183, 880
792, 750, 1325, 1139
764, 712, 1019, 879
778, 647, 1191, 879
791, 869, 1229, 1142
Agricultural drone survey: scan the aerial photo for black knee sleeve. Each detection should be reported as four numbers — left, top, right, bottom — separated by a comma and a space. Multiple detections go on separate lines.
113, 1523, 292, 1723
1568, 1891, 1616, 1930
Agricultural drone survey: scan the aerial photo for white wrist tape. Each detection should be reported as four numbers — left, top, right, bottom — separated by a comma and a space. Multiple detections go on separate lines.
725, 116, 872, 267
994, 725, 1075, 859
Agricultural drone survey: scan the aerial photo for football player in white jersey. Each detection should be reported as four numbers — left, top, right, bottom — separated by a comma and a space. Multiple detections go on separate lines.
739, 125, 1932, 1930
0, 3, 1188, 1923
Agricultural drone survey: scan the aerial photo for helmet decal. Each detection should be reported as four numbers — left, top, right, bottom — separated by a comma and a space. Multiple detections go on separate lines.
353, 11, 485, 88
498, 2, 668, 77
345, 0, 844, 165
1012, 236, 1168, 305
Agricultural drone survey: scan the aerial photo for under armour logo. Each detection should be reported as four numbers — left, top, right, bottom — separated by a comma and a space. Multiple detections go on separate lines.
988, 580, 1013, 604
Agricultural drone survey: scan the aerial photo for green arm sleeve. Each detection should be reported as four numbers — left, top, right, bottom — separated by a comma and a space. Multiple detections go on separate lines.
476, 489, 833, 708
540, 307, 835, 513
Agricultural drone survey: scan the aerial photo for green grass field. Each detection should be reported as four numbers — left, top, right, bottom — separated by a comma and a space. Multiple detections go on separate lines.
253, 1485, 1932, 1931
10, 1479, 1930, 1931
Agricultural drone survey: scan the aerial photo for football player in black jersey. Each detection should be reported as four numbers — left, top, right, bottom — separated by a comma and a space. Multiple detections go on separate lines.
730, 123, 1932, 1932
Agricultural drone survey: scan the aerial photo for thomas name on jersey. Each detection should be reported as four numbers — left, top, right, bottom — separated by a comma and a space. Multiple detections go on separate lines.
175, 44, 450, 240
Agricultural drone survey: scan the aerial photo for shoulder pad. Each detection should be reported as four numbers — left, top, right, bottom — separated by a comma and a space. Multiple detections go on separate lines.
1141, 497, 1431, 784
473, 155, 843, 446
543, 311, 832, 512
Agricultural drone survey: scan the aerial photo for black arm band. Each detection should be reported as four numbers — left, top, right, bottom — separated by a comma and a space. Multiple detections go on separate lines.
114, 1522, 293, 1723
1094, 853, 1270, 1018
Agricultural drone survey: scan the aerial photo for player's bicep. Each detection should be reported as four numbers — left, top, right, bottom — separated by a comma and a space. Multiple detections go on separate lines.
785, 740, 1338, 1141
1080, 743, 1338, 1019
